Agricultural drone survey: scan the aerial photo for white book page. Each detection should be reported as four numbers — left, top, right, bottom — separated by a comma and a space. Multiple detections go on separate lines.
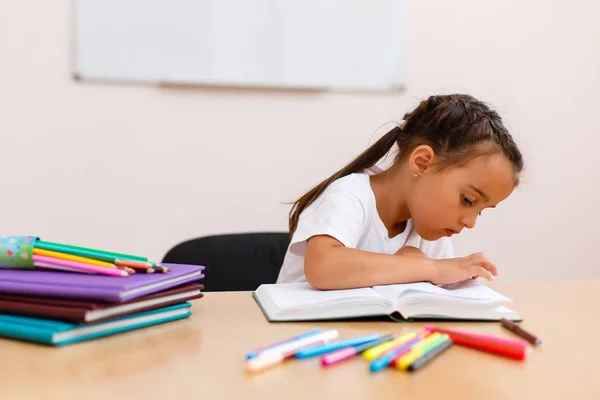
373, 280, 511, 306
255, 283, 397, 321
261, 283, 387, 310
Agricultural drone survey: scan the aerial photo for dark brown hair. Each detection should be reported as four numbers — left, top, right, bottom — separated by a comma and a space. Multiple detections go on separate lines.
288, 94, 524, 235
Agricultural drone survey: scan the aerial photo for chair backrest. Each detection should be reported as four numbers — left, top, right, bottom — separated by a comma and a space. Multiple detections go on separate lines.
162, 232, 290, 292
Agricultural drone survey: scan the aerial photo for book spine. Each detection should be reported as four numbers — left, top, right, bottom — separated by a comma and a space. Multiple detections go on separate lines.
0, 282, 122, 302
0, 320, 55, 344
0, 301, 87, 323
56, 311, 192, 346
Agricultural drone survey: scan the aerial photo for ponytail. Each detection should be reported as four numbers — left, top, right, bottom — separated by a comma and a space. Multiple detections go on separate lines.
288, 94, 525, 236
288, 126, 400, 236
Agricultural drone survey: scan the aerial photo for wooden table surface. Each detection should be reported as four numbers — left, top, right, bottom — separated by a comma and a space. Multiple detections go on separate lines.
1, 280, 599, 399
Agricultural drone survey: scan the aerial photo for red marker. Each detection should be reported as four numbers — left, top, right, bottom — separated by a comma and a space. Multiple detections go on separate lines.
424, 325, 527, 360
424, 325, 528, 347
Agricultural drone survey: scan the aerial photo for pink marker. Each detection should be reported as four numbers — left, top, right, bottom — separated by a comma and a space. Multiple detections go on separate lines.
321, 334, 396, 366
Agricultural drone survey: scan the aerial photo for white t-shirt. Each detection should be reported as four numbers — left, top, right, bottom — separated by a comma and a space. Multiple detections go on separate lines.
276, 171, 455, 283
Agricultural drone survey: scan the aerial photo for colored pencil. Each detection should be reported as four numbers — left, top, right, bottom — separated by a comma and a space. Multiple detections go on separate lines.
120, 267, 136, 274
34, 240, 147, 263
114, 259, 165, 273
34, 262, 95, 274
31, 255, 128, 277
114, 259, 153, 268
33, 248, 114, 268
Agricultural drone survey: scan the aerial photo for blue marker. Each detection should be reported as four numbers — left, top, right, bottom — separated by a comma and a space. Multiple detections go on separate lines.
369, 336, 424, 373
245, 329, 323, 360
294, 334, 382, 359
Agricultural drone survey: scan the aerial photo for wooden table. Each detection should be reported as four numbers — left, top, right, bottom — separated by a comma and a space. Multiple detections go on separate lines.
1, 280, 599, 399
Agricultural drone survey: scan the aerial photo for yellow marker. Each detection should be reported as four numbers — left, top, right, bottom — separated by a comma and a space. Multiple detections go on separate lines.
394, 333, 447, 370
33, 248, 114, 268
363, 332, 417, 361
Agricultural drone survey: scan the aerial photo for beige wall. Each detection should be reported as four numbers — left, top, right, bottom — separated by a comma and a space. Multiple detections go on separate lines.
1, 1, 598, 282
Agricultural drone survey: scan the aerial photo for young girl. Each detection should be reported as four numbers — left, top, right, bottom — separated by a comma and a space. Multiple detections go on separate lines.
276, 94, 524, 290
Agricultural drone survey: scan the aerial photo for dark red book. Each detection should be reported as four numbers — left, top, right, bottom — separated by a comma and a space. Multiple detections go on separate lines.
0, 283, 203, 323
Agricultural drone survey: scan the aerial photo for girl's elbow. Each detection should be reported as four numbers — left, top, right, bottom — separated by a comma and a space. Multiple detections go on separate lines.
304, 259, 332, 290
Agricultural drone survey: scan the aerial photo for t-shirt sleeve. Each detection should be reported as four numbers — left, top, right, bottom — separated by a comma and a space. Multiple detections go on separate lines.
420, 237, 455, 259
289, 190, 366, 257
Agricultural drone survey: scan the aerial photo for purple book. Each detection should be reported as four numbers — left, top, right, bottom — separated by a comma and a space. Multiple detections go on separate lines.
0, 263, 205, 303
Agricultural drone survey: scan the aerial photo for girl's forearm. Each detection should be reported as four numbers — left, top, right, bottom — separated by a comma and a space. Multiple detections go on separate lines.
304, 245, 435, 290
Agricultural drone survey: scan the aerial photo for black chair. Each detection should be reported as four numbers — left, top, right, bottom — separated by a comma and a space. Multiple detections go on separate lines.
162, 232, 291, 292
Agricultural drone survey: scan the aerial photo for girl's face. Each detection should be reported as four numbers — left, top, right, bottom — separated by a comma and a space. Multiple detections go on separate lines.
406, 152, 516, 241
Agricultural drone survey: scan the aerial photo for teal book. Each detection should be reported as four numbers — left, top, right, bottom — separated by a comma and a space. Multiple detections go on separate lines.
0, 302, 192, 346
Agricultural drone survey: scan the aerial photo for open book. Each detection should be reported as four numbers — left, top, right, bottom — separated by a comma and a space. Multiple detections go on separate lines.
253, 280, 521, 322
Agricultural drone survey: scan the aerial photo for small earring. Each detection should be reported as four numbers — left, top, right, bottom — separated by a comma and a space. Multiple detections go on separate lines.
413, 173, 419, 179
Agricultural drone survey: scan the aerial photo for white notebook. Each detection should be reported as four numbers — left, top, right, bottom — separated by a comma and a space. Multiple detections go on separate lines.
253, 280, 520, 322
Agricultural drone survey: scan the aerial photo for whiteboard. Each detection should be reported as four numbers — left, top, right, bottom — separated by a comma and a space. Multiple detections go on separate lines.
74, 0, 407, 91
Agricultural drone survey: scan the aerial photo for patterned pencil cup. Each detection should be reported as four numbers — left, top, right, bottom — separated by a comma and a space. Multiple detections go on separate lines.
0, 236, 37, 269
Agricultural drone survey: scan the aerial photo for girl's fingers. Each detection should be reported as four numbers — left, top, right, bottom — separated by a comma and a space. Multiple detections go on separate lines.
469, 253, 499, 276
470, 265, 493, 281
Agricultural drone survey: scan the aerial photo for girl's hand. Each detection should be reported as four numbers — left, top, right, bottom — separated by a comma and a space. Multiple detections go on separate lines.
429, 253, 498, 285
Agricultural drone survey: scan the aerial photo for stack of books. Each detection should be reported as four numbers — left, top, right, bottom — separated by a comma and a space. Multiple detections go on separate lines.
0, 235, 205, 346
